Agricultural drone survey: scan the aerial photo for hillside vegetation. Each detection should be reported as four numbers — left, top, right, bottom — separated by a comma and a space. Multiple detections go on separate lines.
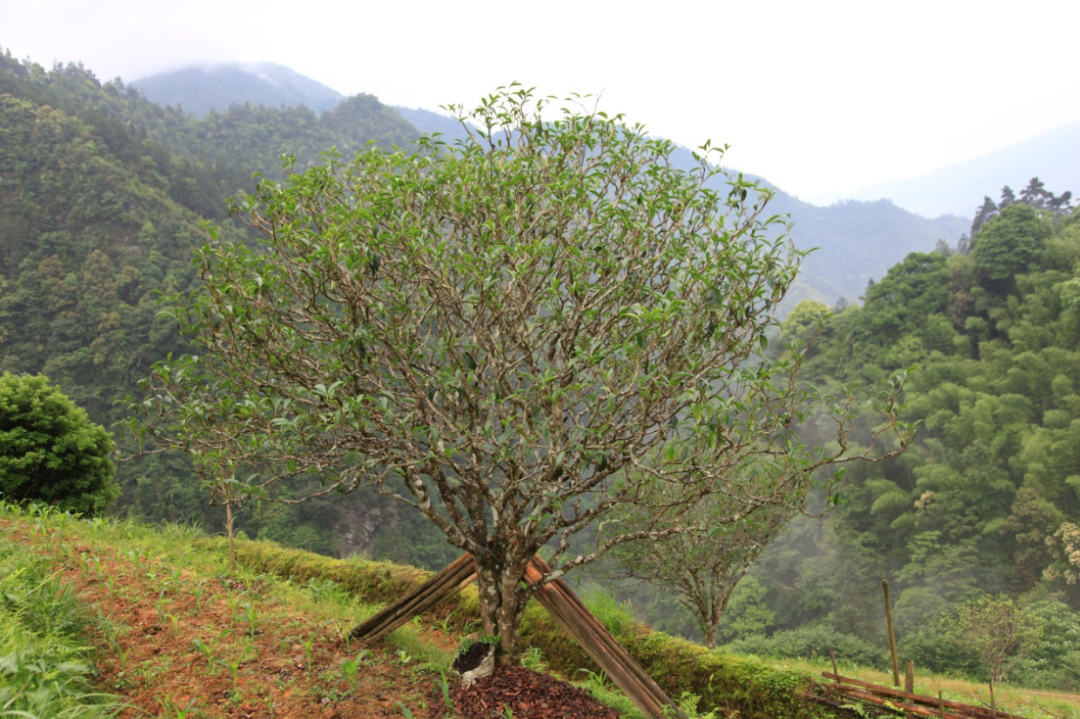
731, 192, 1080, 690
0, 49, 456, 566
5, 502, 1079, 719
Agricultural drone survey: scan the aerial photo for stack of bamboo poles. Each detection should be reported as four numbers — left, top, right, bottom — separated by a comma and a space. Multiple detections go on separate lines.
523, 556, 686, 719
349, 553, 477, 643
348, 553, 686, 719
815, 672, 1027, 719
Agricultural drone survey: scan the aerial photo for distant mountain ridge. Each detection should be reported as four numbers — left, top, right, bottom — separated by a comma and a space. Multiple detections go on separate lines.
133, 62, 345, 116
132, 63, 973, 303
814, 121, 1080, 218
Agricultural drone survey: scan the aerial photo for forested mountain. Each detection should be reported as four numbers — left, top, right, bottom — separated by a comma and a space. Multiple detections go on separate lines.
816, 122, 1080, 218
772, 195, 968, 304
133, 62, 345, 116
732, 187, 1080, 689
387, 105, 474, 145
0, 50, 456, 568
8, 48, 1080, 690
141, 62, 970, 304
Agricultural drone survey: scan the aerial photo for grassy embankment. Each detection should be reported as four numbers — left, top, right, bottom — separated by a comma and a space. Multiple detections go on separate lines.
3, 501, 1079, 718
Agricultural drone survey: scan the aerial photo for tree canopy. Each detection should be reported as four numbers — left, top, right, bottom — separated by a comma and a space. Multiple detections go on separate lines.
746, 185, 1080, 687
136, 86, 910, 662
0, 372, 118, 515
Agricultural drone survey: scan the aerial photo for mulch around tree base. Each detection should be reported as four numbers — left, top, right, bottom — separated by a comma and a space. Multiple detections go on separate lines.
433, 665, 621, 719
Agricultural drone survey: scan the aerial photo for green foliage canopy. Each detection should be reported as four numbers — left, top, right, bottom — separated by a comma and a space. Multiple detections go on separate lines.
947, 594, 1043, 683
743, 189, 1080, 688
973, 204, 1052, 293
0, 372, 118, 515
137, 86, 910, 662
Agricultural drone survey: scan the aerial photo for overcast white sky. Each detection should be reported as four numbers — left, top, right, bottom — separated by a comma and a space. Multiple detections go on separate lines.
2, 0, 1078, 200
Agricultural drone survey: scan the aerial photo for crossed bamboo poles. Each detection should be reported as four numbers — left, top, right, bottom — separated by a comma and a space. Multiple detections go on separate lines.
349, 553, 686, 719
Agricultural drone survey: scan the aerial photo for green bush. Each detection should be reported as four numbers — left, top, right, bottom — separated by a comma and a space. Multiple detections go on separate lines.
582, 587, 637, 636
1010, 601, 1080, 691
901, 599, 1080, 690
899, 625, 983, 679
0, 373, 118, 516
724, 624, 888, 669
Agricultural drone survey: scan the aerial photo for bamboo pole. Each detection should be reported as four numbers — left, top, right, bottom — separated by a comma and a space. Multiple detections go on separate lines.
529, 557, 680, 712
883, 579, 900, 687
523, 558, 684, 719
822, 673, 1027, 719
350, 553, 476, 642
840, 688, 971, 719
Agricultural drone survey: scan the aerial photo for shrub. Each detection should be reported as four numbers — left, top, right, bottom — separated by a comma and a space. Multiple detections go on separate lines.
899, 624, 983, 679
0, 372, 118, 516
946, 594, 1043, 683
1010, 600, 1080, 691
724, 624, 888, 669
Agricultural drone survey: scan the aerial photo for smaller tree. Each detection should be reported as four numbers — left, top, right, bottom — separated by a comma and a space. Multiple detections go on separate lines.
948, 594, 1042, 683
1019, 177, 1050, 209
1000, 185, 1016, 208
598, 472, 795, 648
970, 195, 998, 236
972, 204, 1050, 294
0, 372, 118, 515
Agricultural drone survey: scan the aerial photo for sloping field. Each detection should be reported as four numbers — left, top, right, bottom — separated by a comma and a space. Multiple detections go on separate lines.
3, 502, 1078, 719
1, 506, 447, 717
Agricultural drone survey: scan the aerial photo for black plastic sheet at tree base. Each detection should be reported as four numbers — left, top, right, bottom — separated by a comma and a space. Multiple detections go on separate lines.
429, 665, 621, 719
453, 642, 494, 674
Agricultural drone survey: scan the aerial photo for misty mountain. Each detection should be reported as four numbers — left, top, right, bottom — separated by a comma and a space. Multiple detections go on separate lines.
401, 111, 972, 305
656, 147, 971, 305
814, 121, 1080, 218
390, 106, 474, 145
132, 62, 972, 303
133, 62, 345, 116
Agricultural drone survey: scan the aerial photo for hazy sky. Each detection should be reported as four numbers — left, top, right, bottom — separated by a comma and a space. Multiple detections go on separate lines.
2, 0, 1078, 200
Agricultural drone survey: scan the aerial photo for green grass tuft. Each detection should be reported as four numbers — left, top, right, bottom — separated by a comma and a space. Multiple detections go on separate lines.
0, 523, 124, 718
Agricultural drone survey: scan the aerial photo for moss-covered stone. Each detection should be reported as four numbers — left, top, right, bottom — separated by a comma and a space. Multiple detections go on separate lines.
197, 537, 833, 719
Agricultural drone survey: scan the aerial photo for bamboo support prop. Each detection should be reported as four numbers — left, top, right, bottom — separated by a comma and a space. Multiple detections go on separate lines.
349, 553, 477, 643
347, 553, 685, 719
822, 672, 1028, 719
883, 579, 901, 687
524, 556, 687, 719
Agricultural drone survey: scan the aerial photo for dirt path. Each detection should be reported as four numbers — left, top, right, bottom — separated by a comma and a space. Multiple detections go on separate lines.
4, 519, 438, 718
